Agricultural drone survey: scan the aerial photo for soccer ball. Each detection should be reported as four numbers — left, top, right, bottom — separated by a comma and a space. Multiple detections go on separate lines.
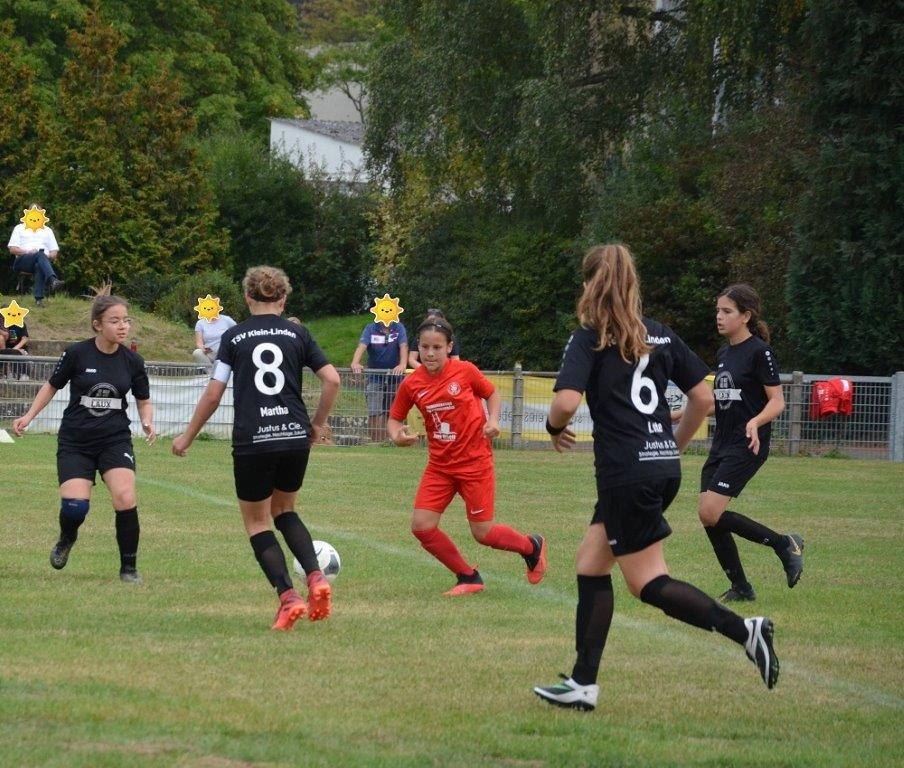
293, 540, 341, 583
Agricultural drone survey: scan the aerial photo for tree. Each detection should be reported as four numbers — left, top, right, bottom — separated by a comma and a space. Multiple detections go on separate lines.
32, 8, 228, 289
787, 1, 903, 374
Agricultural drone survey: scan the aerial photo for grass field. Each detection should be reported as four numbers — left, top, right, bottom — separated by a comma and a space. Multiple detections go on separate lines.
1, 437, 902, 768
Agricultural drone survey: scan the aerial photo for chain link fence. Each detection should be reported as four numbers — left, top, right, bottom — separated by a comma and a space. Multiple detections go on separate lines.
2, 357, 901, 461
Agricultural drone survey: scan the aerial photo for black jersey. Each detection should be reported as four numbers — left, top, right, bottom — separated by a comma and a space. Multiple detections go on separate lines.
554, 319, 710, 489
49, 339, 150, 449
216, 315, 329, 455
711, 335, 781, 458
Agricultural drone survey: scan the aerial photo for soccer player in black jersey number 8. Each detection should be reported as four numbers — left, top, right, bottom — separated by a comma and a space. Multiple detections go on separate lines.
12, 296, 156, 584
533, 244, 780, 712
172, 266, 341, 631
696, 284, 804, 603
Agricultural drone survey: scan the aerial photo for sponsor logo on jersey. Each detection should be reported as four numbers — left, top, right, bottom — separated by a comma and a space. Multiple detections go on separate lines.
82, 382, 122, 416
713, 371, 742, 410
645, 334, 671, 345
86, 368, 97, 373
448, 382, 461, 396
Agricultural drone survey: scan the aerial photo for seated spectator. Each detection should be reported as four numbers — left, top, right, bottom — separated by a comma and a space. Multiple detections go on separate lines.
0, 309, 30, 380
408, 308, 461, 368
192, 312, 237, 368
8, 203, 65, 307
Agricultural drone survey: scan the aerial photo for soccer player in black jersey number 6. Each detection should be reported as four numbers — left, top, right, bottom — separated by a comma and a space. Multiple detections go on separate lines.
534, 244, 780, 712
695, 284, 803, 602
172, 266, 340, 631
12, 296, 156, 584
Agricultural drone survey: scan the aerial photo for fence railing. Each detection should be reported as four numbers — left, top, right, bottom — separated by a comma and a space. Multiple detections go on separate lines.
1, 356, 901, 461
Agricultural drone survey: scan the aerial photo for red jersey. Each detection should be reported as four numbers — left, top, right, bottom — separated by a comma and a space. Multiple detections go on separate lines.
389, 358, 495, 471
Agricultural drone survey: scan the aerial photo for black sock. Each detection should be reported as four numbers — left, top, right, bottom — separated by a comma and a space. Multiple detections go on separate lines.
719, 510, 782, 549
640, 574, 748, 645
273, 511, 319, 576
115, 507, 140, 571
704, 523, 749, 586
571, 575, 614, 686
59, 509, 84, 543
249, 530, 292, 594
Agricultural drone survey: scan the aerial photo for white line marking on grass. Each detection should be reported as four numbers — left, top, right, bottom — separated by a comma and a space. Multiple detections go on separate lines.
146, 477, 903, 711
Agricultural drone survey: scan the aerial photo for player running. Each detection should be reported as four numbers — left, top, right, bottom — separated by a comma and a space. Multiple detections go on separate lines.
12, 295, 155, 583
172, 266, 340, 631
387, 316, 547, 596
534, 244, 779, 712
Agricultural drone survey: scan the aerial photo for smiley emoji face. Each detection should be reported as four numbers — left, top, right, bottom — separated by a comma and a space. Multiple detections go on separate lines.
369, 294, 404, 328
194, 294, 223, 322
0, 299, 29, 328
21, 204, 49, 232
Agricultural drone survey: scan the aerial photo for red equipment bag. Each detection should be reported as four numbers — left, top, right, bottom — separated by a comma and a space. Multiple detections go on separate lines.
809, 378, 854, 420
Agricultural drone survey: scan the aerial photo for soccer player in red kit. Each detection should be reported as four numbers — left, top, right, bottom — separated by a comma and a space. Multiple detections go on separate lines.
387, 317, 547, 596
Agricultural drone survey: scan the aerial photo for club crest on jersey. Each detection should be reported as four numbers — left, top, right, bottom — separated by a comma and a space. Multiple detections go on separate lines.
81, 382, 123, 416
448, 382, 461, 396
713, 371, 742, 410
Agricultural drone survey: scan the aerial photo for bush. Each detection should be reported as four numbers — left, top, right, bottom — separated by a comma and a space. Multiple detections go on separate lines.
155, 269, 247, 329
117, 271, 177, 312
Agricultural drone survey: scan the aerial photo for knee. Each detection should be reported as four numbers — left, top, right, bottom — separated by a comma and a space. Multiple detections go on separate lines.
698, 498, 724, 527
411, 524, 437, 542
61, 498, 90, 522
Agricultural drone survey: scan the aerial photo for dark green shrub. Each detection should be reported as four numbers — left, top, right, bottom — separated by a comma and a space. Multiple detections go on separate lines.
155, 269, 247, 328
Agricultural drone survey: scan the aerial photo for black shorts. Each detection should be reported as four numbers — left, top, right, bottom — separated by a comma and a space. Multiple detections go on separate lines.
57, 439, 136, 485
233, 448, 310, 502
700, 452, 765, 497
592, 477, 680, 556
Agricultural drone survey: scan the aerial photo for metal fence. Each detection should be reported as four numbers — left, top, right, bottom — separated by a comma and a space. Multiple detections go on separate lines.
2, 357, 902, 461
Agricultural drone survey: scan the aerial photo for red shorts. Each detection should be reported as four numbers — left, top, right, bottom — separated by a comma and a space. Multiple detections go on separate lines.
414, 462, 495, 522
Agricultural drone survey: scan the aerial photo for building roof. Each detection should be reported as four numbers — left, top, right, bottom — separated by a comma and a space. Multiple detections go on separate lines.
269, 118, 364, 147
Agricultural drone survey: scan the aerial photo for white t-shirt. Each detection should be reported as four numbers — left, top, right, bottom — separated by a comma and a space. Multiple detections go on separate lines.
194, 315, 237, 355
8, 223, 60, 254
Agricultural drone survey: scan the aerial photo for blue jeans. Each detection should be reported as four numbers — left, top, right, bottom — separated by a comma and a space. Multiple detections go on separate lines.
13, 249, 59, 299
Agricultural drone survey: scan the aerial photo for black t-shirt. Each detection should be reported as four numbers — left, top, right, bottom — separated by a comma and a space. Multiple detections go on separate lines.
711, 335, 781, 457
3, 321, 27, 349
216, 315, 330, 455
49, 339, 150, 449
554, 319, 710, 489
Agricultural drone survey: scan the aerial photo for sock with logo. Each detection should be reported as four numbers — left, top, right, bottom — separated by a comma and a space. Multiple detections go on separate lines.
114, 507, 140, 571
571, 574, 614, 686
704, 522, 749, 586
412, 527, 473, 575
480, 524, 534, 556
718, 510, 782, 549
273, 511, 319, 576
640, 574, 748, 644
250, 530, 293, 594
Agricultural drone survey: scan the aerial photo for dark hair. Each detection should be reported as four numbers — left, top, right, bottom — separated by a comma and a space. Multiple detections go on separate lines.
425, 308, 445, 318
242, 266, 292, 303
718, 284, 770, 343
417, 317, 454, 343
91, 295, 129, 327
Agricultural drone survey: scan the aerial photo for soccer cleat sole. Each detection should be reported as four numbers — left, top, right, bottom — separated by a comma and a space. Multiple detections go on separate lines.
443, 583, 485, 597
745, 617, 780, 689
533, 689, 596, 711
307, 582, 332, 621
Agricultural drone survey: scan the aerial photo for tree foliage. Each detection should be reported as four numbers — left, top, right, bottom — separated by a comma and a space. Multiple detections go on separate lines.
787, 0, 904, 375
28, 8, 228, 290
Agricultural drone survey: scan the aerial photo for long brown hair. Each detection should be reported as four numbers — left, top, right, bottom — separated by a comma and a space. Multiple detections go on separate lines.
718, 284, 770, 343
577, 243, 650, 362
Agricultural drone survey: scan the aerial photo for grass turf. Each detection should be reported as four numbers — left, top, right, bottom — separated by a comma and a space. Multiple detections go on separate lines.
1, 436, 902, 767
